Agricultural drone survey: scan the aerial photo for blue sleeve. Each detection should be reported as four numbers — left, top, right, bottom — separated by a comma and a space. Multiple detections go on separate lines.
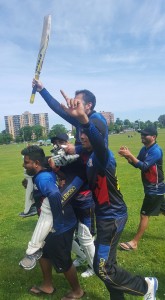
135, 147, 162, 171
35, 177, 63, 224
81, 122, 108, 166
90, 112, 109, 147
61, 176, 85, 207
40, 88, 79, 127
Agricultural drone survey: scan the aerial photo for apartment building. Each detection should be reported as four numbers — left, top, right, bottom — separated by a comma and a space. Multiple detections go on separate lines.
4, 111, 49, 139
99, 111, 114, 125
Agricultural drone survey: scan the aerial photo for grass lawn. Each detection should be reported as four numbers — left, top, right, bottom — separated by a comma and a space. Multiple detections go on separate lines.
0, 129, 165, 300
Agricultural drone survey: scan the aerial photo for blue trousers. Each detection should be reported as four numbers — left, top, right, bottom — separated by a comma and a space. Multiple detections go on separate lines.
93, 217, 148, 300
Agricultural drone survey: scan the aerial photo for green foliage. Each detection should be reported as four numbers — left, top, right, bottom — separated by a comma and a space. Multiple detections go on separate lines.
19, 125, 45, 142
0, 130, 165, 299
0, 132, 13, 144
20, 126, 33, 142
48, 124, 67, 138
110, 116, 165, 133
72, 127, 76, 138
123, 119, 131, 127
158, 114, 165, 127
32, 125, 44, 140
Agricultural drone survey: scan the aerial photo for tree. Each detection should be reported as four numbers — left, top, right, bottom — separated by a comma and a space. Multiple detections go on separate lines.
20, 126, 33, 142
145, 120, 153, 127
158, 115, 165, 127
115, 118, 123, 126
32, 125, 44, 140
15, 136, 22, 143
48, 124, 67, 138
153, 121, 159, 128
71, 127, 76, 138
108, 123, 114, 133
134, 120, 145, 130
113, 124, 121, 134
0, 132, 13, 144
123, 119, 131, 127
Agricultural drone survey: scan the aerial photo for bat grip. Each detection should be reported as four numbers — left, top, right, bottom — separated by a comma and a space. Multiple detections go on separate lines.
30, 85, 37, 104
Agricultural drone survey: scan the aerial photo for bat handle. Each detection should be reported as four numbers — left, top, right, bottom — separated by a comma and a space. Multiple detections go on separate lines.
30, 85, 37, 104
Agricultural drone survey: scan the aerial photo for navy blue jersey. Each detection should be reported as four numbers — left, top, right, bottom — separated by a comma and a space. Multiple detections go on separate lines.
60, 156, 94, 209
79, 122, 127, 220
133, 143, 165, 195
39, 87, 108, 210
33, 169, 77, 234
40, 88, 108, 146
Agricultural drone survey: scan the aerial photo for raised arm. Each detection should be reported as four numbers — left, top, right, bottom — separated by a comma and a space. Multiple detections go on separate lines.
32, 79, 79, 127
61, 97, 108, 166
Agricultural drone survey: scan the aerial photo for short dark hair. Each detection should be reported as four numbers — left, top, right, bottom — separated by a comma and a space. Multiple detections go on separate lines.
21, 145, 45, 166
75, 89, 96, 110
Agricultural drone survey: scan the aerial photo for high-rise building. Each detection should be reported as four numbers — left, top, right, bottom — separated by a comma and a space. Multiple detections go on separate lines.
4, 111, 49, 139
99, 111, 114, 125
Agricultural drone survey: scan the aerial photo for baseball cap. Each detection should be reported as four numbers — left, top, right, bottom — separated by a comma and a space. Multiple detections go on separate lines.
51, 133, 69, 144
138, 126, 157, 136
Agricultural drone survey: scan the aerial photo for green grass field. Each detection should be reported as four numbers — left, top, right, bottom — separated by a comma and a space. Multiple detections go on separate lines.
0, 130, 165, 300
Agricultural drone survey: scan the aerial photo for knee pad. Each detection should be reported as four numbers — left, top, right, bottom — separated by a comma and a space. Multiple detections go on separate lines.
72, 239, 86, 260
40, 198, 52, 215
78, 222, 94, 246
77, 222, 95, 269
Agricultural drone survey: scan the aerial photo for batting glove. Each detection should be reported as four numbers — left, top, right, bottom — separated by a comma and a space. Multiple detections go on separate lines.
51, 153, 79, 166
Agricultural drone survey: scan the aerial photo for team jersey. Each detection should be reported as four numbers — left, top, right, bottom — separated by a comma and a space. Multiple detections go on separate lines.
40, 88, 108, 146
133, 143, 165, 195
33, 169, 77, 234
60, 156, 94, 209
40, 87, 107, 208
79, 122, 127, 220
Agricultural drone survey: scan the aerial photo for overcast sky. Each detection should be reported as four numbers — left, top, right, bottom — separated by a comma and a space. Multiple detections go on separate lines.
0, 0, 165, 131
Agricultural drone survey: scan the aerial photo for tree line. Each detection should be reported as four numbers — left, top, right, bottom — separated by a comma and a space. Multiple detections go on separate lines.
0, 114, 165, 145
110, 114, 165, 134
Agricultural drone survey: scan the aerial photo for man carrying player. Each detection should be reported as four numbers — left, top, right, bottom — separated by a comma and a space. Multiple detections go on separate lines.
32, 78, 108, 277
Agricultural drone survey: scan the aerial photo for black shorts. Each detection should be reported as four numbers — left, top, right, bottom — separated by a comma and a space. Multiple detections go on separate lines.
42, 227, 75, 273
141, 194, 164, 216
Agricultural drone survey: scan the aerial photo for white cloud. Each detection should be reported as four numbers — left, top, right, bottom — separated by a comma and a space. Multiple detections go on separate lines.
0, 0, 165, 132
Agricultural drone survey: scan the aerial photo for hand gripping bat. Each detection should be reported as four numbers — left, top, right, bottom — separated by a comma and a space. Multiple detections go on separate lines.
30, 15, 51, 104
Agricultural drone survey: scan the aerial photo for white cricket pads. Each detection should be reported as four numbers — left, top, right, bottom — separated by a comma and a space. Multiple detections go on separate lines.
26, 197, 53, 255
78, 222, 95, 270
72, 239, 86, 261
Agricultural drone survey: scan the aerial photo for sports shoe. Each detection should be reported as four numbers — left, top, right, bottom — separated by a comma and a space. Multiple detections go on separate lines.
73, 257, 86, 267
19, 206, 37, 218
144, 277, 158, 300
19, 249, 43, 270
81, 267, 95, 278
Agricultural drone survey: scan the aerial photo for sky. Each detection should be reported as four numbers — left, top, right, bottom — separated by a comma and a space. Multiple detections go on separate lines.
0, 0, 165, 131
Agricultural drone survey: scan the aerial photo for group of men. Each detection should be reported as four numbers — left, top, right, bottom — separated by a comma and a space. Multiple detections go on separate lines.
19, 78, 165, 300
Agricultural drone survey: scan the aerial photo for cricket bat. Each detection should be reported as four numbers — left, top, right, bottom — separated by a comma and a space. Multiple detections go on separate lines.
30, 15, 51, 104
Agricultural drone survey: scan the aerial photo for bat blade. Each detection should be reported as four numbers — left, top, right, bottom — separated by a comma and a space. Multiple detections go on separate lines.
30, 15, 51, 104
